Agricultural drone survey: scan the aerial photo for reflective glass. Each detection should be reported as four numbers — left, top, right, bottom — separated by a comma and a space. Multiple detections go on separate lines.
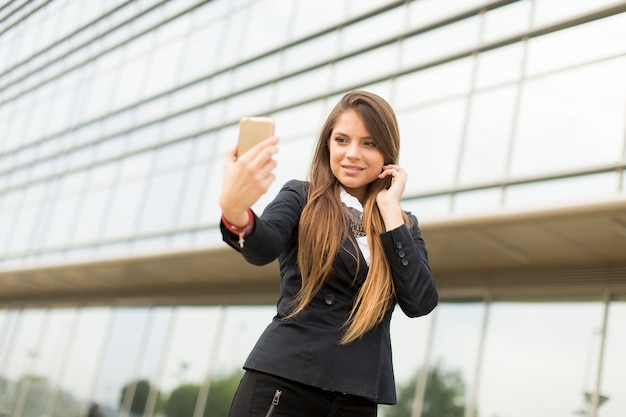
402, 16, 480, 69
102, 179, 146, 239
240, 0, 294, 59
233, 53, 281, 91
179, 22, 223, 84
224, 85, 274, 121
56, 308, 112, 417
511, 58, 626, 177
408, 0, 483, 29
169, 82, 209, 115
453, 188, 503, 214
291, 0, 347, 39
119, 152, 153, 181
394, 57, 473, 110
505, 173, 619, 209
72, 188, 112, 244
6, 205, 38, 253
143, 37, 186, 97
215, 9, 247, 70
161, 110, 202, 142
282, 31, 338, 74
176, 164, 210, 228
275, 67, 332, 108
475, 43, 524, 90
601, 301, 626, 416
271, 100, 325, 141
332, 44, 399, 90
397, 98, 467, 194
482, 0, 531, 43
458, 86, 517, 185
154, 140, 193, 171
138, 168, 186, 233
479, 302, 605, 417
43, 195, 81, 248
533, 0, 625, 27
111, 56, 148, 111
526, 13, 626, 77
340, 6, 406, 53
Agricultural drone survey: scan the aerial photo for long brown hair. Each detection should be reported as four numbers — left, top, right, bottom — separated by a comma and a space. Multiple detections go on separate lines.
289, 91, 409, 344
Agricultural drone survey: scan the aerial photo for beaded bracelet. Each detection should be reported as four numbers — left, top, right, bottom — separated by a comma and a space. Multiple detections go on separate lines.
221, 209, 254, 248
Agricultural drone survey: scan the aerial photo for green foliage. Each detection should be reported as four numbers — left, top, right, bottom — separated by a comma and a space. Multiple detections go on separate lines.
383, 363, 466, 417
120, 379, 152, 414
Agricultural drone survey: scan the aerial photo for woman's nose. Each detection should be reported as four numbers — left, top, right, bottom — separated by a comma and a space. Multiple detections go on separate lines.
346, 143, 361, 159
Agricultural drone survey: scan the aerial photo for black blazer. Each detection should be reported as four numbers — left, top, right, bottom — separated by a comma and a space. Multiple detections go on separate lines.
220, 180, 438, 404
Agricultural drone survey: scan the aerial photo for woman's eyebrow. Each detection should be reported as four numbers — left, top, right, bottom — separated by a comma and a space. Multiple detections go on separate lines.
333, 130, 374, 140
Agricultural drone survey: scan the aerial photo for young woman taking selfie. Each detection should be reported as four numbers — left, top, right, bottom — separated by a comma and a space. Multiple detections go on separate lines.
219, 91, 438, 416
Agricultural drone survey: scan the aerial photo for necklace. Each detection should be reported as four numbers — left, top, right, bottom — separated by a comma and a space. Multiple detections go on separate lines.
344, 205, 366, 237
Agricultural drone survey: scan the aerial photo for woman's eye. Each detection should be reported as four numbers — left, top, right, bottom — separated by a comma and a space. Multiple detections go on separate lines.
364, 142, 377, 148
334, 137, 348, 143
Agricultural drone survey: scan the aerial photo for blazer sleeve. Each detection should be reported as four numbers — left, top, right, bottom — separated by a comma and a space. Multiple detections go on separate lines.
220, 179, 307, 265
379, 213, 438, 317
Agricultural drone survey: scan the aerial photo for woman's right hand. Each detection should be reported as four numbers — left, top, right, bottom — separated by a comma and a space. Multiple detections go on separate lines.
219, 136, 279, 226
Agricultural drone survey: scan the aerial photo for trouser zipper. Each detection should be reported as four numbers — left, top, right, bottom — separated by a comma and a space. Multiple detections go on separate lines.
264, 389, 282, 417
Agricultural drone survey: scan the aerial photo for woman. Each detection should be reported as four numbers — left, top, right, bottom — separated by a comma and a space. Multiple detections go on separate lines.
219, 91, 438, 416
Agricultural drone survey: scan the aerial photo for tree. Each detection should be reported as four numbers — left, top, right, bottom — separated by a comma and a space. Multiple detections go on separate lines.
120, 379, 153, 415
383, 363, 466, 417
165, 371, 242, 417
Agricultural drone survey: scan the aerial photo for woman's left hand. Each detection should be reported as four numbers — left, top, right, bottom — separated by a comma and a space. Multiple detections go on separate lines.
376, 164, 407, 230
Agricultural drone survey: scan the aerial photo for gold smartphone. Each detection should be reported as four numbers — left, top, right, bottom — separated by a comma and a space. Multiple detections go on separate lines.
237, 116, 275, 156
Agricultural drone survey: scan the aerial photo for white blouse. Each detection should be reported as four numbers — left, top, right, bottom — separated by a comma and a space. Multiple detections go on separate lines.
340, 188, 370, 266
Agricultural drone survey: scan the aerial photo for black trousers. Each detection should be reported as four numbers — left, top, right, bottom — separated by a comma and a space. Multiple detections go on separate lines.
228, 370, 378, 417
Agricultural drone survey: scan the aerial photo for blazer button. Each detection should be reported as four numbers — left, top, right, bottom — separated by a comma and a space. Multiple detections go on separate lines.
396, 242, 403, 249
398, 250, 406, 258
401, 258, 409, 266
325, 294, 335, 305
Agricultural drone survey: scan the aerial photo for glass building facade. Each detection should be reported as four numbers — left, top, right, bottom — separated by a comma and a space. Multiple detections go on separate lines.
1, 0, 625, 416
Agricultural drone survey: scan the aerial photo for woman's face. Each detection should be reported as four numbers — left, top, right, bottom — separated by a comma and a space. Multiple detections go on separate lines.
329, 110, 385, 202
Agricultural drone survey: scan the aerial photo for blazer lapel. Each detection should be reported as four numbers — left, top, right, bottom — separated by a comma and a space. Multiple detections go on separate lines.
338, 229, 369, 286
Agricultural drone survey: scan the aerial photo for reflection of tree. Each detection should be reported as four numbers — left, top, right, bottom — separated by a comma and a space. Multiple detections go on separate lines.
120, 379, 154, 415
384, 364, 465, 417
164, 371, 242, 417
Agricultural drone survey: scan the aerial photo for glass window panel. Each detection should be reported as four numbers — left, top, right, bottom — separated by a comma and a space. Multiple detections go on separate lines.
479, 302, 604, 417
458, 86, 516, 185
408, 0, 483, 28
341, 6, 405, 53
0, 310, 47, 415
601, 301, 626, 417
271, 100, 325, 141
44, 195, 81, 247
177, 164, 210, 227
6, 205, 38, 253
72, 188, 112, 244
526, 13, 626, 77
332, 44, 399, 90
225, 85, 274, 121
170, 81, 210, 114
482, 0, 531, 43
96, 134, 126, 162
402, 16, 481, 69
88, 161, 119, 188
275, 67, 332, 108
138, 168, 185, 233
83, 71, 117, 120
156, 307, 223, 395
533, 0, 626, 27
291, 0, 347, 39
394, 57, 473, 110
475, 43, 524, 89
102, 179, 146, 239
143, 38, 186, 97
199, 162, 226, 226
430, 303, 485, 409
111, 57, 148, 110
135, 97, 169, 126
90, 308, 151, 409
215, 9, 247, 70
398, 98, 467, 194
119, 152, 154, 181
161, 110, 202, 141
282, 31, 338, 74
505, 172, 620, 210
57, 308, 112, 416
511, 58, 626, 177
453, 187, 503, 215
240, 0, 294, 58
154, 140, 193, 172
233, 53, 281, 91
179, 21, 224, 83
128, 123, 162, 152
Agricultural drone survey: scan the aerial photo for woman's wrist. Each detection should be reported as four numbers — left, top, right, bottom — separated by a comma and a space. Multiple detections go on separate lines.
221, 209, 255, 248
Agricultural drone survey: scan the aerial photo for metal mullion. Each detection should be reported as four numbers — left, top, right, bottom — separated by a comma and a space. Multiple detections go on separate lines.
590, 290, 611, 417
